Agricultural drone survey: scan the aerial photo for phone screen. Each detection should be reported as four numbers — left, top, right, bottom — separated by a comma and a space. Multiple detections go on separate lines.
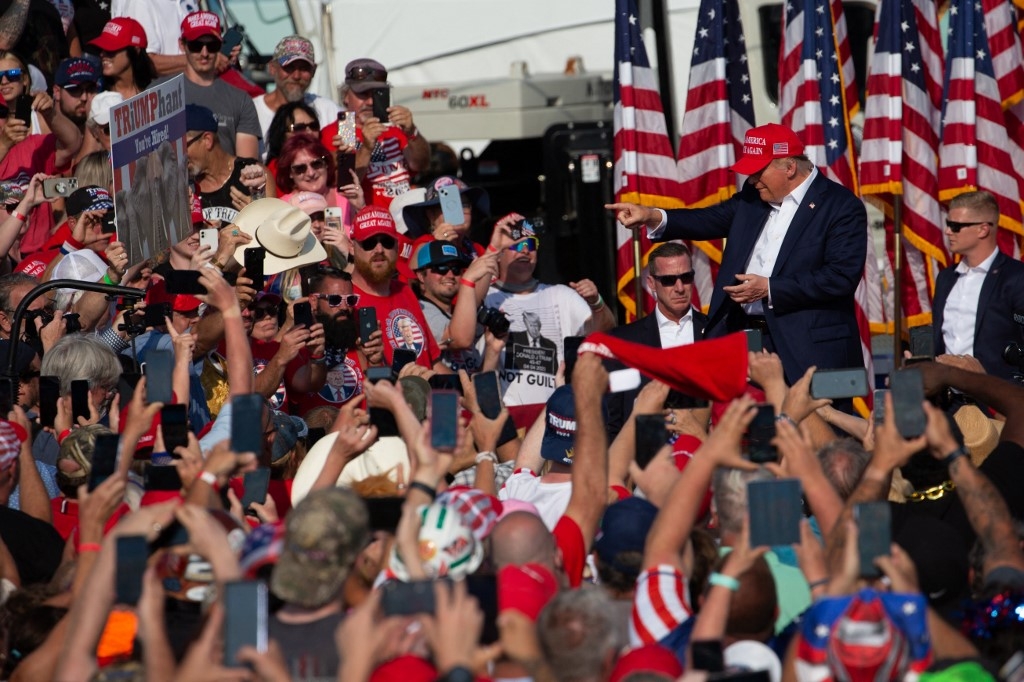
231, 394, 264, 455
39, 375, 59, 429
810, 367, 869, 400
747, 478, 803, 547
223, 580, 268, 667
144, 463, 183, 491
908, 324, 934, 359
854, 501, 891, 577
336, 153, 356, 184
220, 27, 244, 56
14, 94, 31, 124
115, 535, 148, 606
744, 328, 763, 353
160, 404, 189, 455
88, 433, 121, 490
71, 379, 90, 422
243, 247, 266, 287
241, 467, 271, 514
746, 404, 777, 463
430, 390, 459, 450
381, 579, 437, 616
371, 87, 390, 122
164, 269, 207, 295
391, 348, 417, 376
634, 414, 668, 469
473, 371, 503, 419
145, 350, 174, 405
890, 368, 926, 438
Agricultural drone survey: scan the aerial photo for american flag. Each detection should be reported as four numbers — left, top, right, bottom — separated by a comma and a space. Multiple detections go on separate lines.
675, 0, 755, 312
860, 0, 948, 329
612, 0, 685, 321
780, 0, 881, 408
939, 0, 1024, 256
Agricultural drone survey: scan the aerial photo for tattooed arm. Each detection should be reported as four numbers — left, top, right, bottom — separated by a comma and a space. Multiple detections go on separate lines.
0, 0, 28, 51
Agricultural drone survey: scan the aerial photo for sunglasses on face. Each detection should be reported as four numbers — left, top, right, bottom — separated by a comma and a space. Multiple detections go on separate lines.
186, 39, 223, 54
651, 271, 696, 287
0, 68, 22, 82
508, 237, 538, 253
429, 264, 464, 276
316, 293, 359, 308
346, 65, 387, 82
288, 121, 320, 133
945, 219, 991, 233
290, 156, 328, 176
62, 82, 98, 98
250, 306, 278, 321
358, 235, 396, 250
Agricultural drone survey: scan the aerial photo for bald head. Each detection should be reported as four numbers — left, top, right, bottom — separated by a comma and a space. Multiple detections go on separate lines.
490, 511, 557, 569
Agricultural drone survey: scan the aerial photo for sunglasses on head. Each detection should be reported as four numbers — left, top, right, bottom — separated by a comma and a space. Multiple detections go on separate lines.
0, 68, 21, 82
290, 156, 328, 176
317, 293, 360, 308
62, 82, 98, 98
186, 39, 223, 54
429, 264, 464, 276
945, 219, 991, 233
508, 237, 538, 253
346, 65, 386, 81
651, 271, 696, 286
358, 235, 396, 250
288, 121, 320, 133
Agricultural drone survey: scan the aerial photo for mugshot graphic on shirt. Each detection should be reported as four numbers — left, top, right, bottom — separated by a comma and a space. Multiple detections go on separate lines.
318, 357, 362, 404
385, 309, 426, 356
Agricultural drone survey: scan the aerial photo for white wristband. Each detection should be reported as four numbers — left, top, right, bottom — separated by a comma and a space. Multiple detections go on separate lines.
475, 451, 498, 465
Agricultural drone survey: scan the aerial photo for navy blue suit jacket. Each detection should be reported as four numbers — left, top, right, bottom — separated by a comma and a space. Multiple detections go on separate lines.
659, 173, 867, 382
932, 251, 1024, 383
603, 307, 708, 439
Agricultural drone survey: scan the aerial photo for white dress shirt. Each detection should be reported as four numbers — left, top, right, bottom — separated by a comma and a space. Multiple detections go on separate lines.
941, 247, 999, 356
655, 305, 694, 348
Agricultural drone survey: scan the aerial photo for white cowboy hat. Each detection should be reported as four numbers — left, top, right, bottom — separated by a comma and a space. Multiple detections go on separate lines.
232, 197, 326, 275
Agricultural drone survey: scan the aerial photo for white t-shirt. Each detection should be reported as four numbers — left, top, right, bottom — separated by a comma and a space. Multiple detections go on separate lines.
112, 0, 198, 56
481, 283, 591, 409
498, 468, 572, 531
253, 93, 341, 160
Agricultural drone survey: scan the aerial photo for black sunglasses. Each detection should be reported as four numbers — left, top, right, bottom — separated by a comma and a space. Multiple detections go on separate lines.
945, 219, 991, 233
358, 235, 396, 250
429, 264, 464, 276
250, 305, 279, 321
346, 65, 386, 81
288, 121, 320, 133
186, 39, 223, 54
62, 82, 98, 98
290, 157, 328, 176
317, 293, 360, 308
651, 271, 696, 286
186, 133, 206, 146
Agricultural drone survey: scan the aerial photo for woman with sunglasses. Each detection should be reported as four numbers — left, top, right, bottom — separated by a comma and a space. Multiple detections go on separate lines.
88, 17, 156, 100
0, 53, 45, 134
263, 101, 322, 194
275, 133, 364, 235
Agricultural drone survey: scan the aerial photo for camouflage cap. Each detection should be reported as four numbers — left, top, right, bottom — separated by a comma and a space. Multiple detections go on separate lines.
270, 487, 368, 608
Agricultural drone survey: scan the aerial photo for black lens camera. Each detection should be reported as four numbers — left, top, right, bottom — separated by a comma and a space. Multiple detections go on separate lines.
1003, 312, 1024, 380
476, 306, 510, 337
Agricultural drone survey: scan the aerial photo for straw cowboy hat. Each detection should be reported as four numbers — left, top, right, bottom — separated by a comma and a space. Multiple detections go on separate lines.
953, 404, 1003, 467
232, 198, 326, 275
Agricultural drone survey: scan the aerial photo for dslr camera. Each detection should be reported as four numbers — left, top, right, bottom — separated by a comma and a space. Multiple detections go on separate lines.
476, 307, 510, 337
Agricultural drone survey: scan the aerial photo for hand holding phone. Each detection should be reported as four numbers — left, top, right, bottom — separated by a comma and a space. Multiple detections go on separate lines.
371, 87, 390, 122
358, 307, 378, 345
243, 247, 266, 287
430, 390, 459, 451
437, 185, 464, 225
220, 27, 244, 56
293, 301, 314, 328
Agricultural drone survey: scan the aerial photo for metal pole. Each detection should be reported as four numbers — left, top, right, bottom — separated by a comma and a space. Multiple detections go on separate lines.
892, 196, 903, 363
649, 0, 678, 151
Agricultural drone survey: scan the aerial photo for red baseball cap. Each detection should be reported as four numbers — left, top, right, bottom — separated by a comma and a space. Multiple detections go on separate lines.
730, 123, 806, 175
90, 17, 148, 52
172, 294, 202, 312
609, 645, 682, 682
351, 206, 399, 242
180, 11, 221, 42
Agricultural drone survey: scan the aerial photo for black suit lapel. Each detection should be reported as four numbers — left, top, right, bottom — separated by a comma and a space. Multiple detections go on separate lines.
975, 252, 1006, 339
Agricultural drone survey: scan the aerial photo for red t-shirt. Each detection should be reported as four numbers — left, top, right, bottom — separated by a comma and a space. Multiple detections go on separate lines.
353, 280, 440, 369
290, 347, 365, 416
0, 134, 68, 254
553, 515, 586, 588
248, 338, 310, 411
321, 120, 411, 209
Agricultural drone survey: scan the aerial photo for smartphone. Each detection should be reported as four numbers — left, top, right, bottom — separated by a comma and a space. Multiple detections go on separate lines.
241, 467, 271, 514
358, 307, 378, 345
39, 375, 59, 429
115, 535, 148, 606
336, 152, 356, 185
164, 269, 207, 295
908, 324, 934, 359
854, 501, 891, 578
634, 414, 668, 469
231, 393, 264, 455
371, 87, 390, 122
890, 368, 926, 438
145, 349, 174, 405
380, 579, 437, 616
13, 94, 31, 124
142, 302, 171, 329
243, 246, 266, 287
337, 111, 357, 148
744, 328, 763, 353
71, 379, 90, 422
391, 348, 417, 377
473, 371, 503, 418
872, 389, 889, 425
562, 336, 584, 384
430, 390, 459, 450
101, 211, 117, 235
691, 640, 725, 673
324, 206, 343, 233
365, 366, 392, 384
220, 26, 244, 56
88, 433, 121, 491
143, 463, 183, 491
199, 228, 219, 253
747, 478, 803, 547
160, 404, 189, 455
428, 374, 463, 394
810, 367, 869, 400
437, 184, 464, 226
293, 300, 314, 328
608, 368, 641, 393
42, 176, 78, 199
746, 403, 777, 464
222, 580, 268, 668
370, 406, 399, 437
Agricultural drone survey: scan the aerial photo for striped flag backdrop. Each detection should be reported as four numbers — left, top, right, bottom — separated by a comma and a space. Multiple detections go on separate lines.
612, 0, 685, 321
861, 0, 949, 329
675, 0, 756, 312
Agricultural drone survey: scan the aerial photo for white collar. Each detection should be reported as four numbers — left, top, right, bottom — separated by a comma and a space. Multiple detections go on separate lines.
768, 166, 818, 210
955, 247, 999, 275
655, 304, 692, 328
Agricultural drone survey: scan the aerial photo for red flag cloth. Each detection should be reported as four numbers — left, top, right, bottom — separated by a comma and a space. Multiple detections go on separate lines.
582, 332, 748, 401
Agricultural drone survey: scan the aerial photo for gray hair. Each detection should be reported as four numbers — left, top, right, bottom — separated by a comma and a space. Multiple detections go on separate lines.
712, 467, 775, 536
41, 334, 122, 395
818, 438, 870, 501
538, 587, 623, 682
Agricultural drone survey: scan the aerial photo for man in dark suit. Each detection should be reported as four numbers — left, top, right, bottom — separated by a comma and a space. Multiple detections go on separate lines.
932, 190, 1024, 383
604, 242, 708, 438
608, 123, 866, 384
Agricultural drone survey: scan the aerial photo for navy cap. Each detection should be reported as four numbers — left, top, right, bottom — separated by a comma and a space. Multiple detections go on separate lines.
55, 57, 100, 87
185, 104, 218, 133
593, 497, 659, 574
540, 386, 576, 465
66, 186, 113, 216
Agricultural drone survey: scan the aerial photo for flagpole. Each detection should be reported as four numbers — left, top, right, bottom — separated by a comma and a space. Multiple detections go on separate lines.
892, 195, 903, 363
633, 232, 645, 319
